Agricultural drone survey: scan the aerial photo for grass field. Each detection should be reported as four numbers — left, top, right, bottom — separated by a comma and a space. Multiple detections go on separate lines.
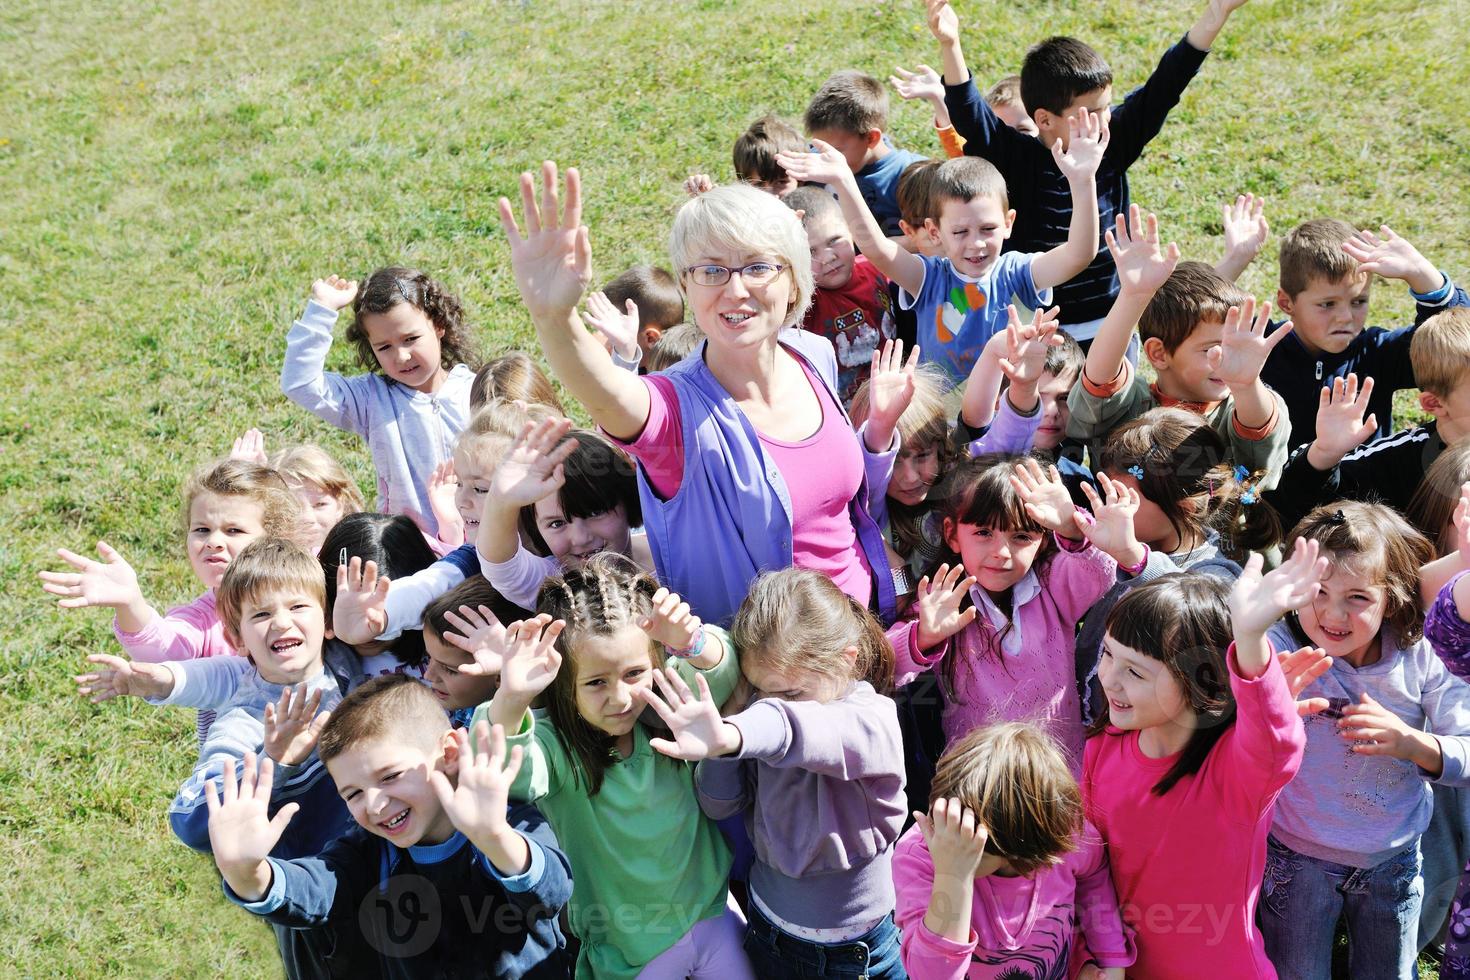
4, 0, 1468, 973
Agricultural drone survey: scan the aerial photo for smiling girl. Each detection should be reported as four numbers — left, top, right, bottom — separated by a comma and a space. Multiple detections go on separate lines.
281, 268, 479, 542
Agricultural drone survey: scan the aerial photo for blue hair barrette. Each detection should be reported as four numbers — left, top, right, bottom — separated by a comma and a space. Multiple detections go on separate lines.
1233, 465, 1250, 482
1127, 464, 1145, 480
1241, 488, 1258, 506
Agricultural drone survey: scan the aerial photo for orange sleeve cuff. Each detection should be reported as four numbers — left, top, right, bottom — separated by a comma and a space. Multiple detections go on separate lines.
936, 123, 965, 159
1082, 360, 1132, 398
1232, 399, 1279, 441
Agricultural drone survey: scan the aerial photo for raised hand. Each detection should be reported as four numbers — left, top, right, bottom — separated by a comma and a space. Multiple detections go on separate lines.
497, 616, 566, 704
581, 290, 641, 362
1010, 458, 1082, 539
205, 753, 299, 900
1307, 373, 1377, 470
1277, 645, 1333, 716
924, 0, 961, 45
310, 274, 358, 311
1230, 537, 1328, 639
1077, 472, 1144, 563
490, 418, 577, 508
429, 722, 522, 841
1050, 107, 1109, 181
914, 796, 989, 878
442, 604, 513, 677
1107, 205, 1180, 297
773, 139, 853, 187
230, 428, 268, 466
638, 587, 702, 651
865, 339, 921, 435
39, 542, 145, 611
1206, 297, 1292, 393
332, 556, 390, 646
998, 305, 1063, 389
263, 684, 331, 766
890, 64, 945, 105
1220, 193, 1269, 272
915, 563, 979, 650
427, 458, 464, 545
1341, 225, 1441, 293
498, 162, 593, 319
74, 653, 175, 703
639, 667, 740, 761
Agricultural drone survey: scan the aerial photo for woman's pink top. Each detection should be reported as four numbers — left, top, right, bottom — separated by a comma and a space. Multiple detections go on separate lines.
1080, 647, 1306, 980
623, 358, 872, 605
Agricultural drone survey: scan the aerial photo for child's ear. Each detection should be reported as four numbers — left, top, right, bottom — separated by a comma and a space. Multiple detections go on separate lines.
1141, 337, 1170, 372
222, 624, 242, 650
864, 128, 883, 150
941, 516, 960, 552
640, 325, 663, 349
438, 728, 462, 780
841, 644, 859, 667
1275, 288, 1294, 316
1420, 390, 1445, 417
1032, 107, 1053, 132
1003, 209, 1017, 237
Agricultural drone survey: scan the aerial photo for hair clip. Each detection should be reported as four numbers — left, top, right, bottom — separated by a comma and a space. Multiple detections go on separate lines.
1241, 488, 1258, 506
1325, 508, 1348, 526
1233, 465, 1250, 482
1127, 465, 1145, 480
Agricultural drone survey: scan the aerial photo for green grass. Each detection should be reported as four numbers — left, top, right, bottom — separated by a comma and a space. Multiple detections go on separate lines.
3, 0, 1467, 973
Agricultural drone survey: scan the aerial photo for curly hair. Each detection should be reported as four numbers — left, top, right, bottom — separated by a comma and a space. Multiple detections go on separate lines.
345, 267, 479, 375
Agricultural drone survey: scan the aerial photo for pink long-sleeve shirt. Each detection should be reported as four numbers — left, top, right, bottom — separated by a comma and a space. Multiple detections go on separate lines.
886, 537, 1117, 764
893, 820, 1134, 979
1080, 647, 1306, 980
113, 591, 234, 663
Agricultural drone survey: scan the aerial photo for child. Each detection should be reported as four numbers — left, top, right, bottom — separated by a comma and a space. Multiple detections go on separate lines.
478, 420, 649, 612
42, 458, 301, 741
982, 75, 1037, 137
778, 111, 1105, 386
892, 158, 945, 348
683, 114, 807, 199
927, 0, 1252, 338
1409, 442, 1470, 555
893, 723, 1133, 979
320, 513, 439, 678
784, 186, 896, 402
421, 575, 531, 727
269, 444, 365, 556
474, 553, 753, 979
1262, 220, 1465, 443
206, 677, 573, 978
280, 269, 478, 541
598, 265, 686, 367
643, 322, 701, 373
469, 351, 567, 414
804, 69, 925, 240
888, 454, 1147, 764
1270, 308, 1470, 530
1084, 543, 1324, 979
641, 567, 908, 980
1260, 503, 1470, 978
1067, 210, 1294, 486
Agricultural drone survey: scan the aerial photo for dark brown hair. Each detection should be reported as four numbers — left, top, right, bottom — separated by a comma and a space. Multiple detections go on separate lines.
346, 267, 479, 375
318, 674, 450, 764
603, 265, 685, 332
1020, 36, 1112, 118
805, 70, 888, 137
1285, 501, 1434, 645
733, 115, 806, 184
518, 431, 642, 557
929, 722, 1082, 875
897, 159, 943, 228
1102, 574, 1236, 795
422, 574, 533, 642
1278, 218, 1360, 297
1140, 261, 1247, 354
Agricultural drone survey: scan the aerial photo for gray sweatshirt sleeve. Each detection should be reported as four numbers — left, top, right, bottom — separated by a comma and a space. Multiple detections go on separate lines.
280, 300, 375, 436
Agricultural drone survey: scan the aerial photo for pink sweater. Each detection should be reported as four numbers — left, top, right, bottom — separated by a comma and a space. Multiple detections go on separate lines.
113, 591, 235, 663
1080, 647, 1305, 980
893, 821, 1134, 979
886, 538, 1116, 763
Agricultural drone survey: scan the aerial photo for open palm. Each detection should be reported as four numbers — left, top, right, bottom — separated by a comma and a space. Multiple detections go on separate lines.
499, 162, 593, 318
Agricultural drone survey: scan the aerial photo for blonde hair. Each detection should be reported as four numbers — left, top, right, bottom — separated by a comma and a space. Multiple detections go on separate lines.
181, 458, 301, 543
269, 444, 366, 515
644, 323, 702, 373
1411, 307, 1470, 397
669, 183, 815, 330
215, 537, 327, 636
928, 722, 1081, 875
730, 567, 894, 692
454, 398, 558, 463
469, 352, 567, 414
849, 362, 952, 451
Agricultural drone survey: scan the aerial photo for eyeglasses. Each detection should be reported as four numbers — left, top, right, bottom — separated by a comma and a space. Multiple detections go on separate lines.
682, 262, 786, 287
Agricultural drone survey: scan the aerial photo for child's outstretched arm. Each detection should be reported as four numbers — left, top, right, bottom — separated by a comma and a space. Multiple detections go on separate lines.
638, 665, 741, 760
862, 340, 920, 453
478, 418, 577, 565
40, 542, 157, 635
581, 290, 643, 372
1011, 458, 1086, 541
1228, 537, 1329, 679
890, 65, 961, 156
280, 275, 374, 434
1206, 296, 1294, 431
431, 722, 531, 876
775, 142, 927, 297
330, 556, 391, 647
1186, 0, 1251, 51
206, 753, 299, 903
1075, 472, 1148, 571
499, 164, 651, 442
262, 685, 331, 768
926, 0, 969, 87
1341, 224, 1448, 296
74, 653, 175, 703
963, 305, 1065, 432
1215, 193, 1269, 283
442, 603, 514, 679
230, 428, 268, 466
639, 587, 723, 670
486, 616, 565, 730
1030, 109, 1108, 291
1082, 207, 1181, 392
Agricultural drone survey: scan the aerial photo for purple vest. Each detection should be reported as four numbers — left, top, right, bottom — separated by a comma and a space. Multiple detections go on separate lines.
637, 333, 897, 627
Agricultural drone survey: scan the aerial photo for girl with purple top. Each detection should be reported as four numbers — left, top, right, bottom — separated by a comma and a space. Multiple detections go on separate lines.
498, 162, 914, 627
886, 455, 1149, 765
640, 567, 909, 979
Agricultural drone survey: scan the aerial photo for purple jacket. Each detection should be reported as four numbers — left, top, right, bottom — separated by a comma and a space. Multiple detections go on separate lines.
695, 681, 907, 932
634, 331, 898, 626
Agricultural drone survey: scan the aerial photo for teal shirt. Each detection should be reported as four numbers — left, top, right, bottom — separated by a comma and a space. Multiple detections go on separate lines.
470, 626, 741, 979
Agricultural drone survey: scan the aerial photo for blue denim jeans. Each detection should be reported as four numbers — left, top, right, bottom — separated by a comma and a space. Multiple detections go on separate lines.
1259, 836, 1423, 980
743, 901, 907, 979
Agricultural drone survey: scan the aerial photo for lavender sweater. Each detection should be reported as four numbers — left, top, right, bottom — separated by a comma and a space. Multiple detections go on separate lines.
695, 681, 907, 932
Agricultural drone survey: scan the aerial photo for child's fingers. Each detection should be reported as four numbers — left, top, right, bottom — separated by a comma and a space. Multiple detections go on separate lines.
500, 743, 524, 786
1296, 697, 1331, 717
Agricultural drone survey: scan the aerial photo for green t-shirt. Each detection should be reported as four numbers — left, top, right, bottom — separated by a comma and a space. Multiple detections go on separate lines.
469, 625, 741, 980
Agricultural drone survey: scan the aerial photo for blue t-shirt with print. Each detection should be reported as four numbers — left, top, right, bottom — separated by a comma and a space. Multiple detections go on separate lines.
901, 250, 1050, 385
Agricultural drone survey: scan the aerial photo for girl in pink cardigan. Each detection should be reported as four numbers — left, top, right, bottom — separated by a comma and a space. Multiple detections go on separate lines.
886, 454, 1149, 764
